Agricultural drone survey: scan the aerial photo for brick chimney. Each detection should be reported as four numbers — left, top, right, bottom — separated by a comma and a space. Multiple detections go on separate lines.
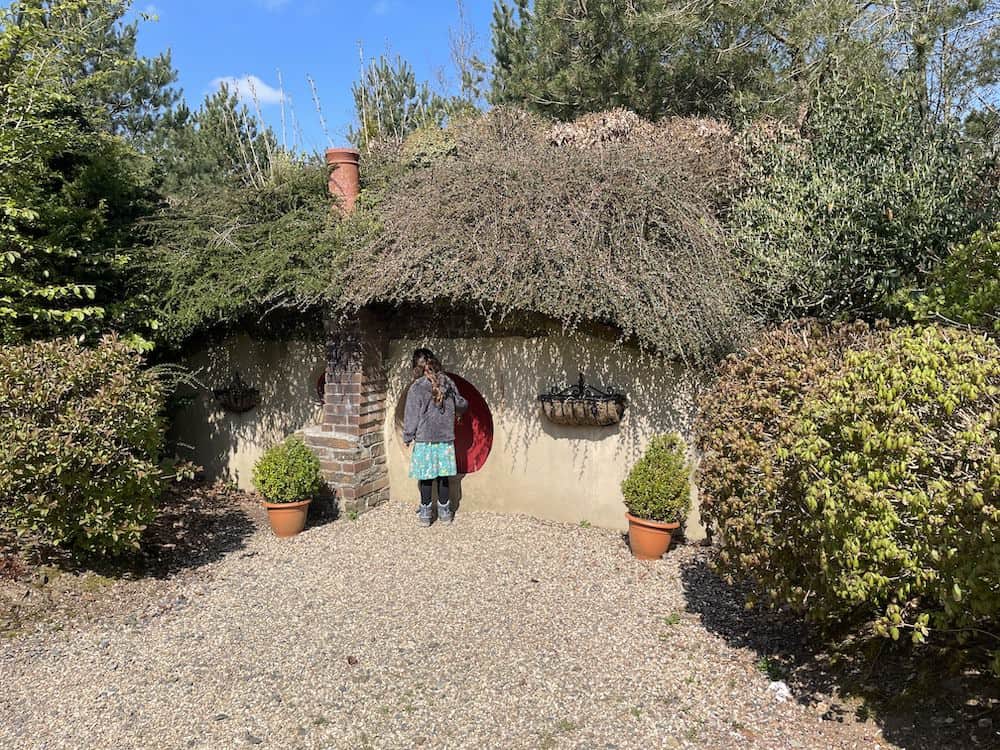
302, 153, 389, 516
325, 148, 361, 214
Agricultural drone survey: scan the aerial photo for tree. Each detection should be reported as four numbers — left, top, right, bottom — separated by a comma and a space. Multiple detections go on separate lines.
143, 88, 347, 346
152, 87, 279, 196
349, 53, 475, 149
489, 0, 1000, 124
730, 70, 998, 321
490, 0, 768, 120
0, 0, 177, 345
49, 1, 180, 142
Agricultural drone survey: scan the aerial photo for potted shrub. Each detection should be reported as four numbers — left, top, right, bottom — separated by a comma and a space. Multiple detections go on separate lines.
252, 437, 323, 538
621, 433, 691, 560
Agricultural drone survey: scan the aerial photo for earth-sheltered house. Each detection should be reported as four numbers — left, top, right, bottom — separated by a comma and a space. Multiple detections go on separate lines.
172, 109, 748, 536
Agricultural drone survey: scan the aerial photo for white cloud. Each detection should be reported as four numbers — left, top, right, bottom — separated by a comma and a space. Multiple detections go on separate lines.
258, 0, 291, 9
211, 75, 285, 105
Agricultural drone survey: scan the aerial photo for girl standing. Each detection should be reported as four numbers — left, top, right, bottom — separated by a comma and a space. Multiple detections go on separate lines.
402, 348, 468, 526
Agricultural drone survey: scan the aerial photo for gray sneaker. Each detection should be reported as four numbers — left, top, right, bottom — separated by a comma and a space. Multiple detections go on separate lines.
417, 503, 433, 527
437, 501, 453, 524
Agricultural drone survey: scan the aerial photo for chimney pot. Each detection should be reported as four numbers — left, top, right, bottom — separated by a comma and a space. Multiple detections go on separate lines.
325, 148, 361, 214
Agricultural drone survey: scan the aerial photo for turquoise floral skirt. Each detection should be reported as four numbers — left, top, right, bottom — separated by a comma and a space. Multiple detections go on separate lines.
409, 441, 457, 480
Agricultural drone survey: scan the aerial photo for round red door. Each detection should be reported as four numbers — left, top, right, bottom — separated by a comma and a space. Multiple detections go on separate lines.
448, 373, 493, 474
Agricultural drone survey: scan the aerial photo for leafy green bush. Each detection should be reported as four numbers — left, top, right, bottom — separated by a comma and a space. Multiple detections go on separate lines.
698, 323, 1000, 661
0, 337, 164, 556
144, 154, 345, 347
695, 319, 882, 540
909, 224, 1000, 334
252, 438, 323, 504
783, 326, 1000, 643
621, 434, 691, 523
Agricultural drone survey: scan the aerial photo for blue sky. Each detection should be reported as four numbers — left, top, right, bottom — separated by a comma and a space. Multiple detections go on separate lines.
133, 0, 495, 153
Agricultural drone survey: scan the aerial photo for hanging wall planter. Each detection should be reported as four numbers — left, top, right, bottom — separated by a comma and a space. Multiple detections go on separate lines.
539, 373, 626, 427
213, 372, 260, 413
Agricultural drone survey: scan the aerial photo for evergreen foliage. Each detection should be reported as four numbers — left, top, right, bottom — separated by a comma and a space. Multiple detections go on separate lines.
695, 319, 882, 536
697, 322, 1000, 667
252, 438, 323, 504
490, 0, 1000, 124
784, 326, 1000, 651
730, 72, 998, 321
0, 0, 177, 345
143, 156, 343, 347
141, 86, 348, 347
152, 88, 279, 197
490, 0, 767, 121
349, 54, 477, 149
621, 434, 691, 523
909, 224, 1000, 334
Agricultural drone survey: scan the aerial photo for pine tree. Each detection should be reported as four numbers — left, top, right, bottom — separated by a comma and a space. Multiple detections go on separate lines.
488, 0, 1000, 124
349, 54, 473, 149
489, 0, 766, 121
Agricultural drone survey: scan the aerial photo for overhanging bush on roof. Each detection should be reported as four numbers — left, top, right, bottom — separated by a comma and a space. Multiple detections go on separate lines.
336, 108, 751, 362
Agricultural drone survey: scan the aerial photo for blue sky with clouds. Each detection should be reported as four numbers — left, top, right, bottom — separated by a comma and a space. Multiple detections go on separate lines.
133, 0, 495, 153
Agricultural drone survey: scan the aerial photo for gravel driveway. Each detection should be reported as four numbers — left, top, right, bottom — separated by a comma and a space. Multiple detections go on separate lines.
1, 501, 897, 749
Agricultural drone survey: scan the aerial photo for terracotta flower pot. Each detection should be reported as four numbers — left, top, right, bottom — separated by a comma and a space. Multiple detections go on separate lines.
626, 513, 680, 560
263, 499, 312, 538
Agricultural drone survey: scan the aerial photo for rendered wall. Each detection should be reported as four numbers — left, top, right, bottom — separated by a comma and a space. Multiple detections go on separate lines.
384, 334, 706, 538
170, 335, 326, 490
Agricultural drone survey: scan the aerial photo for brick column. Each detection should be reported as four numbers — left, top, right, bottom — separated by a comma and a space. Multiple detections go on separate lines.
301, 309, 390, 516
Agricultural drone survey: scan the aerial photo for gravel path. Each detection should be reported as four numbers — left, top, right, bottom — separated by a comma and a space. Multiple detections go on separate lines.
1, 501, 893, 749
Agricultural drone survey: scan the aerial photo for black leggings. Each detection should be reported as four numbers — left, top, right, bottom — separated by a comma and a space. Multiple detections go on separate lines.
418, 477, 450, 506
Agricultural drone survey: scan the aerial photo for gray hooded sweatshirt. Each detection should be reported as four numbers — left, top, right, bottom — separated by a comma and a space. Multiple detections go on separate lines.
403, 373, 468, 444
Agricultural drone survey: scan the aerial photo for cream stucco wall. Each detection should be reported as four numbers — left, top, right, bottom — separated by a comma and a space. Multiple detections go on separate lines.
170, 335, 325, 491
385, 334, 706, 538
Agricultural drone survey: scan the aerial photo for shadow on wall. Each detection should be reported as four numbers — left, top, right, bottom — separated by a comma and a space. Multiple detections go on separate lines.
385, 329, 708, 533
169, 334, 326, 491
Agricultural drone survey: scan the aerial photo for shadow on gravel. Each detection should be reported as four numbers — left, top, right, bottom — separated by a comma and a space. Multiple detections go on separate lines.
0, 480, 264, 637
6, 480, 262, 581
127, 480, 262, 578
680, 555, 1000, 750
305, 491, 340, 531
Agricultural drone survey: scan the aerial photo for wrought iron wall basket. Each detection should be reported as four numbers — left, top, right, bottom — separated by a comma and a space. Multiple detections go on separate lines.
213, 372, 260, 413
538, 374, 627, 427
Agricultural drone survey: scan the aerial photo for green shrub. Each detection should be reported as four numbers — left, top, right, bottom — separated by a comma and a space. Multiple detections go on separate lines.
698, 323, 1000, 662
695, 319, 882, 542
252, 438, 322, 504
909, 224, 1000, 335
145, 155, 343, 347
621, 434, 691, 523
0, 337, 164, 556
783, 326, 1000, 643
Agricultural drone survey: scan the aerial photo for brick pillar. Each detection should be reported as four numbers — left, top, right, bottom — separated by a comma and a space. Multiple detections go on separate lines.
301, 309, 390, 516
